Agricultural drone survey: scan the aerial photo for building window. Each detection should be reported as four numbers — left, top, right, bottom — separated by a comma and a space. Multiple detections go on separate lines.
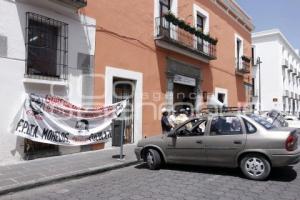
215, 87, 228, 105
158, 0, 171, 36
252, 78, 255, 96
193, 5, 209, 54
159, 0, 170, 17
196, 14, 204, 51
196, 14, 204, 31
25, 12, 68, 80
236, 38, 242, 69
217, 93, 225, 103
251, 46, 255, 66
283, 97, 286, 112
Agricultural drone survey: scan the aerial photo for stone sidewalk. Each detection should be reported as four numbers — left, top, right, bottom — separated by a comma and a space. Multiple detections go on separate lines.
0, 144, 138, 196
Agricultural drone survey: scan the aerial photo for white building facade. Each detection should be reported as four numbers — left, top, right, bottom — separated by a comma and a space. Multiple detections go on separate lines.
252, 29, 300, 115
0, 0, 96, 165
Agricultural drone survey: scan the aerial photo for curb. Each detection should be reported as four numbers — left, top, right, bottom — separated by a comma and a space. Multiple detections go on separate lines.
0, 160, 139, 196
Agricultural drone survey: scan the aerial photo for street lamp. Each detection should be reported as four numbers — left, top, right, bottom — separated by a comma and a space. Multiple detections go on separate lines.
256, 57, 263, 112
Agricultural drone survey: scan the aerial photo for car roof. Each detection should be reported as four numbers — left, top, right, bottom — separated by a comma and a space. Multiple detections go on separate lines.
199, 112, 249, 118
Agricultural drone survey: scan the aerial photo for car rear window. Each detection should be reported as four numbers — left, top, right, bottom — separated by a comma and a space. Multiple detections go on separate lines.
246, 114, 275, 130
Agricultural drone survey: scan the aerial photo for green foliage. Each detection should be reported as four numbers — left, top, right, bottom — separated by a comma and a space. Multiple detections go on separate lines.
164, 12, 218, 45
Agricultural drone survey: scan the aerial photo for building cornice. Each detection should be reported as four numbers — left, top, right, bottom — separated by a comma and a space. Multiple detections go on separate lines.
252, 29, 300, 61
210, 0, 254, 32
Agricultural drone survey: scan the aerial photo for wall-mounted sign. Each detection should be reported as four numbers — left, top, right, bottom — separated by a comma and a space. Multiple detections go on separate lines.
11, 94, 126, 146
174, 74, 196, 87
273, 98, 278, 102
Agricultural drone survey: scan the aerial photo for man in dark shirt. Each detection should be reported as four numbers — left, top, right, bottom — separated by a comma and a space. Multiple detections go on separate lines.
161, 108, 172, 134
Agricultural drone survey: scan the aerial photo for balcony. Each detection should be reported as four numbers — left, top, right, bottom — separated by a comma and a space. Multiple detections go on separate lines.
292, 68, 297, 75
283, 90, 289, 98
290, 92, 294, 99
236, 56, 251, 75
288, 65, 293, 73
154, 16, 217, 62
282, 59, 289, 68
53, 0, 87, 9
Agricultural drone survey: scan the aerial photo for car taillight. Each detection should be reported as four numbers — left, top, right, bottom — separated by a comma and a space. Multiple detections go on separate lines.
286, 133, 298, 151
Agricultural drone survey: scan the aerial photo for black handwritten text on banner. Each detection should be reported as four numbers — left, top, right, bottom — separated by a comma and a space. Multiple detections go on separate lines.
11, 94, 126, 146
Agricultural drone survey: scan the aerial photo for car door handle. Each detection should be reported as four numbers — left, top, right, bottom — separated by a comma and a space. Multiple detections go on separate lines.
233, 140, 242, 144
196, 140, 203, 144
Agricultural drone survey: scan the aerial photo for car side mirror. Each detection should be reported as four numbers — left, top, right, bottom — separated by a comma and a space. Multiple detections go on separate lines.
168, 132, 177, 138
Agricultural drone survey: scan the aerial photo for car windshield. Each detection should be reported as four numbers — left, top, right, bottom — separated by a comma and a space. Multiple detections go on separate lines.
247, 114, 276, 129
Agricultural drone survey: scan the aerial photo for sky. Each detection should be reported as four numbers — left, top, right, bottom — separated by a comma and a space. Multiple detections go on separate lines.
236, 0, 300, 49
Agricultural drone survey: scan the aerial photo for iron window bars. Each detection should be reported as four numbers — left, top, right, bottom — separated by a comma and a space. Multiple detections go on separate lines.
25, 12, 68, 80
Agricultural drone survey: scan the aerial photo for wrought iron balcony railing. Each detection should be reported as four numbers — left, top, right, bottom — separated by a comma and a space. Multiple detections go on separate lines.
155, 17, 217, 60
288, 65, 293, 73
293, 68, 297, 75
236, 56, 250, 74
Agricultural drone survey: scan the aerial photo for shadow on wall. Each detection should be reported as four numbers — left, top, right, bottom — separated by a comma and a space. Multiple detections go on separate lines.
155, 47, 214, 110
235, 75, 247, 104
12, 1, 95, 159
156, 49, 168, 95
155, 48, 215, 94
200, 66, 214, 94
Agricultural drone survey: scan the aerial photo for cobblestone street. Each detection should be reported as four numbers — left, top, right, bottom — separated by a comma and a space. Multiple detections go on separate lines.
1, 162, 300, 200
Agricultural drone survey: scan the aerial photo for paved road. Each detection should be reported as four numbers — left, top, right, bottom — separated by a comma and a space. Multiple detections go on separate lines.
1, 163, 300, 200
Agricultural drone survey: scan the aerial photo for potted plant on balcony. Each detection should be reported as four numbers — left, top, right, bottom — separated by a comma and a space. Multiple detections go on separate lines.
195, 30, 204, 38
177, 19, 186, 29
164, 12, 176, 24
164, 11, 218, 45
189, 27, 196, 34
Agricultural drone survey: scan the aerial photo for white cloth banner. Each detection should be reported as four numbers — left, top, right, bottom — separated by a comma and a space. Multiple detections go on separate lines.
11, 94, 127, 146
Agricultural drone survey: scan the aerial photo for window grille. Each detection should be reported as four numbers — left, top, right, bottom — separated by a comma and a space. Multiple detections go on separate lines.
25, 12, 68, 80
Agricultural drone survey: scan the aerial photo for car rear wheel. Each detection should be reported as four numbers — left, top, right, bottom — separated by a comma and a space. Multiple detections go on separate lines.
240, 154, 271, 181
146, 149, 161, 170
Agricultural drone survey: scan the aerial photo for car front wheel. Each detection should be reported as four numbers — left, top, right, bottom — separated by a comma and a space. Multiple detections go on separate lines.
146, 149, 161, 170
240, 154, 271, 181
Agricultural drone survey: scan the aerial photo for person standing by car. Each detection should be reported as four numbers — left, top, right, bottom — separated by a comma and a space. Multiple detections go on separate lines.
168, 110, 177, 128
175, 108, 189, 125
161, 108, 172, 134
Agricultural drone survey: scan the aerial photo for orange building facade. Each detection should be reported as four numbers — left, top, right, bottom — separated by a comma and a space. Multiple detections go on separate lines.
83, 0, 254, 143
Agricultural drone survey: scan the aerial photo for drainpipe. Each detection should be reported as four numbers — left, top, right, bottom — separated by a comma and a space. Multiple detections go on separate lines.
256, 57, 262, 112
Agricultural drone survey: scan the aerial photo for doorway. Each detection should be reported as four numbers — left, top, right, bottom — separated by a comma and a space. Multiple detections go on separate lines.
113, 78, 135, 144
173, 83, 196, 111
